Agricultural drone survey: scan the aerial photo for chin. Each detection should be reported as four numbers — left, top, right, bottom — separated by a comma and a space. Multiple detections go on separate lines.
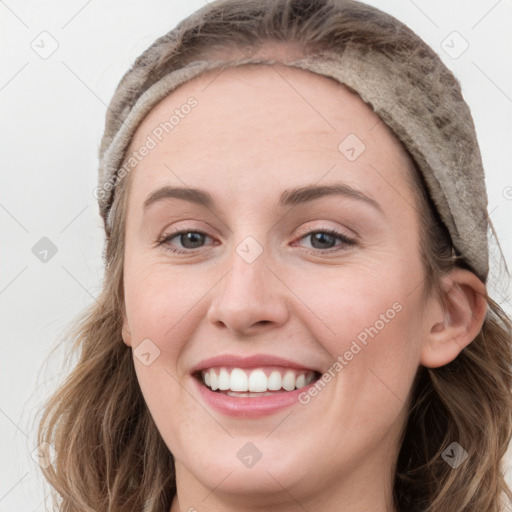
175, 439, 308, 496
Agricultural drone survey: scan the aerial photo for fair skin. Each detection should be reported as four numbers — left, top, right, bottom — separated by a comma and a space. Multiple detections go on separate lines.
120, 63, 487, 512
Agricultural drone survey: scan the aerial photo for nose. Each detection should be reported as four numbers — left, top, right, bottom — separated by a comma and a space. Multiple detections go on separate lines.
206, 239, 290, 336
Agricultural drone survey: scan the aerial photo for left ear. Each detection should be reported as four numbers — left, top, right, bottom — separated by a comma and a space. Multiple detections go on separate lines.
420, 268, 488, 368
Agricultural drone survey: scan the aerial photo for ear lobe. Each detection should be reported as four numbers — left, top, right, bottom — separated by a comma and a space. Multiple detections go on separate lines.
420, 269, 488, 369
121, 309, 132, 347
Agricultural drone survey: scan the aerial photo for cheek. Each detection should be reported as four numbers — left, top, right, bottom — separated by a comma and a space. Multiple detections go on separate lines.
122, 257, 219, 381
289, 261, 423, 420
123, 260, 207, 449
286, 259, 418, 349
124, 258, 202, 333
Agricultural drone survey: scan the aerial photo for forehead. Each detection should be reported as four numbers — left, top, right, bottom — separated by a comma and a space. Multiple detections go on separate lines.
123, 63, 415, 214
127, 62, 407, 155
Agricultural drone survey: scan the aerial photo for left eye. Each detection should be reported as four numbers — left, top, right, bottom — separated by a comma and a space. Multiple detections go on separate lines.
296, 229, 355, 251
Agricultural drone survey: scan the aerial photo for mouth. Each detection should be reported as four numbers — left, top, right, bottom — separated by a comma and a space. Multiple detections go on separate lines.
193, 366, 322, 397
190, 354, 324, 416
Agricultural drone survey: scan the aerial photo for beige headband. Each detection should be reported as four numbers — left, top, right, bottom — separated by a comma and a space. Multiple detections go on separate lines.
97, 49, 489, 281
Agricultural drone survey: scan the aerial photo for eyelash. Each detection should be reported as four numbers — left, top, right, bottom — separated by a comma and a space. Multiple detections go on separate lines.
156, 227, 356, 255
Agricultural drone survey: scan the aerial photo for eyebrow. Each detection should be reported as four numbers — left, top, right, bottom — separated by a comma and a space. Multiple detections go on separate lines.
143, 183, 383, 213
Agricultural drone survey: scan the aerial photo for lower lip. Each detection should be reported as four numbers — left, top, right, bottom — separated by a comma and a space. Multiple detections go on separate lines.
193, 377, 316, 417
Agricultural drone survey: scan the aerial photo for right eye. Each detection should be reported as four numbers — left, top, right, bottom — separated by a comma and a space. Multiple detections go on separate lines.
157, 229, 215, 254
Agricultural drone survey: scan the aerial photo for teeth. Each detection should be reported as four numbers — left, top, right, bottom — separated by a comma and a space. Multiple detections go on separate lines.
201, 367, 316, 394
248, 369, 267, 392
218, 368, 230, 391
230, 368, 248, 392
210, 370, 218, 391
268, 371, 281, 390
296, 374, 306, 389
282, 370, 296, 391
227, 391, 276, 397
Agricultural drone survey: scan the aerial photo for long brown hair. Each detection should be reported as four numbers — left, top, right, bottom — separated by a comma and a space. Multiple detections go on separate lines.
37, 1, 512, 510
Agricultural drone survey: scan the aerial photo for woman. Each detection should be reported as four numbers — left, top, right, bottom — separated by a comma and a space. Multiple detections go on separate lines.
37, 0, 512, 510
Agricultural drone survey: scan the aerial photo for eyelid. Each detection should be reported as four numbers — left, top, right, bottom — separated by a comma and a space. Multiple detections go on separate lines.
294, 222, 357, 241
156, 220, 217, 241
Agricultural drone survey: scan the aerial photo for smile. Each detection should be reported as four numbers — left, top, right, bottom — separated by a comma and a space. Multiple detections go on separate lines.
190, 354, 323, 416
200, 367, 318, 396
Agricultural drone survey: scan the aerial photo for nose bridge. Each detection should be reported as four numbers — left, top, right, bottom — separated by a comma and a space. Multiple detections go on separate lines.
206, 233, 290, 332
228, 234, 268, 299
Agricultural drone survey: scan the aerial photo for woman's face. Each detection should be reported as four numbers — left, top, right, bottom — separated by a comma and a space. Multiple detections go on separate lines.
121, 63, 434, 509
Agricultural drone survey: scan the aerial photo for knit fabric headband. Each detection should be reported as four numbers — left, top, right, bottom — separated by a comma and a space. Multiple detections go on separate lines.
97, 39, 489, 282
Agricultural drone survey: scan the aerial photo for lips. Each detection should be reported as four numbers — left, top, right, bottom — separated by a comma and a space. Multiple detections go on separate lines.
190, 354, 321, 374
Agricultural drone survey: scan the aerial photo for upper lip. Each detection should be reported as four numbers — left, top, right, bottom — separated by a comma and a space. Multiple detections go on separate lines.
190, 354, 321, 374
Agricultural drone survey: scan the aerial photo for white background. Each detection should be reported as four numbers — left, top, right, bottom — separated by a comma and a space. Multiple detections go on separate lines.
1, 1, 511, 510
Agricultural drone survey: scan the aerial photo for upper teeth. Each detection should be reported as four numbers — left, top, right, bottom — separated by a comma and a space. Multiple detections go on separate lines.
202, 367, 316, 392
